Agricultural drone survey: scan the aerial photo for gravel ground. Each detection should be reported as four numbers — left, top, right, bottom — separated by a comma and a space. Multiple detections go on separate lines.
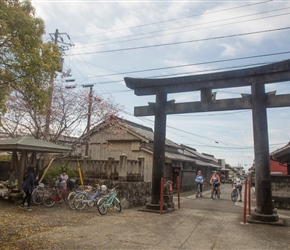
1, 185, 290, 250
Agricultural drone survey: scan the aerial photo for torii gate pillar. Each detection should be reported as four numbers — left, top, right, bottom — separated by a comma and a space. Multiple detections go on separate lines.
251, 82, 278, 221
146, 92, 168, 211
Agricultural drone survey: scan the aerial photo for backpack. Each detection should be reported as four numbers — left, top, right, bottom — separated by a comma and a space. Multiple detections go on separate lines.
23, 173, 33, 192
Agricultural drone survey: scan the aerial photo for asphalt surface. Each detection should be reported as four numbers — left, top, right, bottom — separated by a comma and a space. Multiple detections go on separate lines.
1, 184, 290, 249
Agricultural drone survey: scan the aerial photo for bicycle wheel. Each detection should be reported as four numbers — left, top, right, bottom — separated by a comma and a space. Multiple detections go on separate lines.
211, 188, 215, 200
43, 191, 56, 207
32, 189, 43, 205
97, 198, 108, 215
196, 184, 200, 198
214, 188, 218, 199
62, 189, 69, 204
113, 198, 122, 212
231, 189, 238, 202
67, 191, 77, 210
74, 193, 87, 210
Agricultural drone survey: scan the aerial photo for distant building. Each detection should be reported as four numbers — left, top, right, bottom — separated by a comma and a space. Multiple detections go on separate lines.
270, 142, 290, 175
249, 142, 290, 175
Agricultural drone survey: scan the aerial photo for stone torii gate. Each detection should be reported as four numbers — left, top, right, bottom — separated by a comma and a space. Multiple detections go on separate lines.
125, 59, 290, 221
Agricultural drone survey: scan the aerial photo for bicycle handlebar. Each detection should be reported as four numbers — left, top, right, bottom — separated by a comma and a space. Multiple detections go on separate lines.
108, 186, 119, 195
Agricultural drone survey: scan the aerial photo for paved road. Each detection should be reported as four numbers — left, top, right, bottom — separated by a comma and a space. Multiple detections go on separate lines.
1, 184, 290, 249
176, 184, 244, 214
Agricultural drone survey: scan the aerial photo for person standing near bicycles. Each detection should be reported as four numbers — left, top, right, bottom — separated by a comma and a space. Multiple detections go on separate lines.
59, 170, 69, 190
210, 171, 221, 199
7, 170, 15, 193
19, 166, 38, 211
195, 170, 204, 198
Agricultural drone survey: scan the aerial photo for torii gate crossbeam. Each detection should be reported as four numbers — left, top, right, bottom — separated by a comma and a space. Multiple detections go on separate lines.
125, 59, 290, 222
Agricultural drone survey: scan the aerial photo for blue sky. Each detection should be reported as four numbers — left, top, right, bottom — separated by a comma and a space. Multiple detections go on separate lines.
31, 0, 290, 170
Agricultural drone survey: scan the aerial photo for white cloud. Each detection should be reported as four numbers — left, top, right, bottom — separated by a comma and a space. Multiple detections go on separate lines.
219, 42, 243, 57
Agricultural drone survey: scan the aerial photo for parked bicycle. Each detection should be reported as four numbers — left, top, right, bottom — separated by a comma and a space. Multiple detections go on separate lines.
67, 182, 87, 210
67, 188, 84, 210
32, 183, 50, 205
42, 179, 75, 207
73, 185, 107, 210
67, 187, 86, 210
97, 186, 122, 215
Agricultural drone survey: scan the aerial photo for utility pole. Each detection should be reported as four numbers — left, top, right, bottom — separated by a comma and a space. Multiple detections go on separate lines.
44, 29, 74, 140
83, 84, 94, 157
65, 84, 94, 157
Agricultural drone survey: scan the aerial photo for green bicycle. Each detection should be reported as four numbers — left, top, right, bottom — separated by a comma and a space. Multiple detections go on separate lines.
97, 186, 122, 215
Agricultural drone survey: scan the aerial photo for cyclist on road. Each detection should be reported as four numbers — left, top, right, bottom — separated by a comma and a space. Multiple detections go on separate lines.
195, 170, 204, 198
235, 174, 243, 202
210, 171, 221, 199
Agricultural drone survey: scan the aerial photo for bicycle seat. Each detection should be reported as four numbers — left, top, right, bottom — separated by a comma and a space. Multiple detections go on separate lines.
84, 185, 93, 191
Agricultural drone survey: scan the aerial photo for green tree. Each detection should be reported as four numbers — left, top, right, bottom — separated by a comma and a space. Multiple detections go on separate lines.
0, 0, 61, 114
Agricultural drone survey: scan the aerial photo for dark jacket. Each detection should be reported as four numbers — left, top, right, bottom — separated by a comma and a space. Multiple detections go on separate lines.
22, 171, 36, 193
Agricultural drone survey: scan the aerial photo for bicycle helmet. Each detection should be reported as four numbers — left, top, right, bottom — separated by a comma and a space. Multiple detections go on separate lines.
101, 185, 107, 191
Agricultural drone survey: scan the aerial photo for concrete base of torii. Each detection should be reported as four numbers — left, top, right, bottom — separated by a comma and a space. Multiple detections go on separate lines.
138, 203, 175, 214
247, 209, 285, 226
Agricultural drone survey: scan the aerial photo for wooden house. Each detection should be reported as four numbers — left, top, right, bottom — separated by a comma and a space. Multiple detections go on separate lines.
78, 118, 222, 190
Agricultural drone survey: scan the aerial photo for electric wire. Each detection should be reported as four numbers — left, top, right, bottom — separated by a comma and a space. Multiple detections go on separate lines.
66, 50, 290, 83
79, 7, 290, 49
72, 0, 271, 40
70, 26, 290, 56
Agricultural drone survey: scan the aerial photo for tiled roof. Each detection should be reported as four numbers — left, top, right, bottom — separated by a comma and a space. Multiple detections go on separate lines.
123, 119, 181, 147
270, 142, 290, 164
0, 136, 72, 153
91, 117, 222, 167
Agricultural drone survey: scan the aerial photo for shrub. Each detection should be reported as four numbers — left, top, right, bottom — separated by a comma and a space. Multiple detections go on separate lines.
0, 154, 12, 161
41, 165, 76, 185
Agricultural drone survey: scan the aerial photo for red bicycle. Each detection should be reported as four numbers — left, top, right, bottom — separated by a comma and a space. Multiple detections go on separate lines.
43, 184, 69, 207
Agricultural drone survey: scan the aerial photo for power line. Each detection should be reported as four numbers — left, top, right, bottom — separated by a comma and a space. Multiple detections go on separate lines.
72, 0, 271, 40
71, 51, 290, 81
62, 59, 285, 95
79, 6, 290, 49
70, 26, 290, 55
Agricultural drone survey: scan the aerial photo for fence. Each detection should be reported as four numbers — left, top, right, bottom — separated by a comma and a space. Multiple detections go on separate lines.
51, 154, 145, 182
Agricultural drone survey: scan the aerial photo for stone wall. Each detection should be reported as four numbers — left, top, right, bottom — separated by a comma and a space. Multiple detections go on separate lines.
83, 179, 151, 209
181, 170, 195, 191
271, 174, 290, 209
